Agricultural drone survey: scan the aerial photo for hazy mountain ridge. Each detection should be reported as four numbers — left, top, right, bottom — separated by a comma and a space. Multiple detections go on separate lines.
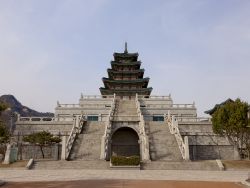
0, 94, 54, 129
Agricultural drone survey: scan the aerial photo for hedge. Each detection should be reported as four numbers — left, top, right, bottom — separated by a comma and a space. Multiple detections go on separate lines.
111, 155, 140, 166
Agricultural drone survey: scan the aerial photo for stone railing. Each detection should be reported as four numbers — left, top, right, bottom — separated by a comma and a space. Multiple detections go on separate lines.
80, 104, 112, 107
176, 116, 211, 122
140, 104, 195, 109
172, 103, 195, 108
138, 95, 171, 100
65, 115, 86, 160
165, 111, 189, 160
100, 93, 116, 160
80, 95, 113, 99
57, 104, 80, 108
18, 115, 55, 122
17, 114, 77, 123
135, 93, 150, 161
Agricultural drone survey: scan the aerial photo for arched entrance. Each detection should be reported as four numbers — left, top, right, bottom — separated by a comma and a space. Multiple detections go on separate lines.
111, 127, 140, 157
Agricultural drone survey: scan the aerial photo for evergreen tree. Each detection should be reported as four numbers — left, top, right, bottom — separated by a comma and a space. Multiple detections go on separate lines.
23, 131, 61, 158
0, 102, 9, 144
212, 98, 250, 158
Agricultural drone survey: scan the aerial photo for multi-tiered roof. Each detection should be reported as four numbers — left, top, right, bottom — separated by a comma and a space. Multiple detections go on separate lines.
100, 43, 152, 98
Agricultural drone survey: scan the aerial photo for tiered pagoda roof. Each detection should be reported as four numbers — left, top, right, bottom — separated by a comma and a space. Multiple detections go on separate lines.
100, 43, 152, 97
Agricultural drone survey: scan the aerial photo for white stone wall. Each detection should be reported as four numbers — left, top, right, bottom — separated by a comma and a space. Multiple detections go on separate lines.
14, 121, 73, 139
140, 98, 197, 118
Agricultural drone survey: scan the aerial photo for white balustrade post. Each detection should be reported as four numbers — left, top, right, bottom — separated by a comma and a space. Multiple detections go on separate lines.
3, 144, 11, 164
17, 114, 20, 121
184, 136, 190, 160
61, 136, 67, 160
100, 135, 106, 160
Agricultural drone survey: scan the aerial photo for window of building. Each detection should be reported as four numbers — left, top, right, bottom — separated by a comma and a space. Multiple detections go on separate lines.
153, 116, 164, 121
87, 116, 99, 121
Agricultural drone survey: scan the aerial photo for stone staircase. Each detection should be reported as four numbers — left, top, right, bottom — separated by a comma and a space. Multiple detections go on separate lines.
145, 121, 183, 161
141, 160, 220, 170
68, 121, 105, 160
32, 160, 109, 170
112, 99, 139, 121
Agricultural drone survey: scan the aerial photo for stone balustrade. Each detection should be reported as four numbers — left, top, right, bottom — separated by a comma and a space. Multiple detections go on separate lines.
100, 93, 116, 160
172, 103, 195, 108
166, 112, 190, 160
65, 115, 86, 160
80, 95, 113, 99
57, 104, 80, 108
139, 103, 195, 109
135, 93, 150, 161
18, 116, 55, 122
176, 117, 211, 122
138, 95, 171, 100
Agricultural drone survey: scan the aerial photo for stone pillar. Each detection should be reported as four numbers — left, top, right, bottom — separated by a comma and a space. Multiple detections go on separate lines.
184, 136, 190, 160
233, 145, 240, 160
61, 136, 67, 160
100, 136, 106, 160
3, 144, 11, 164
53, 144, 59, 160
143, 136, 150, 161
140, 135, 150, 161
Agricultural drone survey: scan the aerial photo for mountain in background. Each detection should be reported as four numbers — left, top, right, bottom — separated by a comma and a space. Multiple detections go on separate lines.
0, 94, 54, 130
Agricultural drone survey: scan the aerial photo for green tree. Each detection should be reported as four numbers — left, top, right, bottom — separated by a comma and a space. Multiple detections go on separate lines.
23, 131, 61, 158
212, 98, 250, 158
0, 124, 10, 144
0, 103, 9, 144
0, 102, 7, 112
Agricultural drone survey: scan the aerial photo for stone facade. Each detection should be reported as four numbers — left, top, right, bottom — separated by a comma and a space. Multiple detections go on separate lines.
14, 95, 236, 161
13, 46, 237, 162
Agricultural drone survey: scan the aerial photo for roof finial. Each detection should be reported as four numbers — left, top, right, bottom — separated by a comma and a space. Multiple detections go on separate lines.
124, 42, 128, 53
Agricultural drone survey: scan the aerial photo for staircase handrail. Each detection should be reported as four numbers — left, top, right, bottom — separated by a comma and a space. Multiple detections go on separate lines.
165, 112, 189, 160
65, 115, 86, 160
102, 93, 116, 160
135, 93, 150, 160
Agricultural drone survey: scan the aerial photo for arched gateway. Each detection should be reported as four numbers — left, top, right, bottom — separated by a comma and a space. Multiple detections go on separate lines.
111, 127, 140, 157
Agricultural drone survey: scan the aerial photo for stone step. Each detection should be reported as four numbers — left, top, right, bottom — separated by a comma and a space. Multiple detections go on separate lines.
146, 122, 166, 125
141, 160, 220, 171
86, 121, 105, 125
81, 126, 105, 134
77, 134, 103, 139
149, 146, 183, 161
149, 138, 179, 145
68, 121, 105, 160
112, 117, 139, 122
147, 131, 173, 136
33, 160, 110, 170
146, 121, 183, 161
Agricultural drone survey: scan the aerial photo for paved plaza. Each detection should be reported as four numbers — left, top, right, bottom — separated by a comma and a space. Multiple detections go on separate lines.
1, 180, 247, 188
0, 169, 249, 183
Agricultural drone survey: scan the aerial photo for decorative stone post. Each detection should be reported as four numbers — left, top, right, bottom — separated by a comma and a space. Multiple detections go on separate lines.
143, 136, 150, 161
184, 136, 190, 160
233, 145, 240, 160
3, 144, 11, 164
53, 143, 59, 160
61, 136, 67, 160
100, 136, 106, 160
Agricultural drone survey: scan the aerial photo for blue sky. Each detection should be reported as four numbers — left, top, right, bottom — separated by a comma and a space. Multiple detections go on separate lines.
0, 0, 250, 116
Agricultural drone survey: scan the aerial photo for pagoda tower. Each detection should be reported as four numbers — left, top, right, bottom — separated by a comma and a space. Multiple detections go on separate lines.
100, 43, 152, 99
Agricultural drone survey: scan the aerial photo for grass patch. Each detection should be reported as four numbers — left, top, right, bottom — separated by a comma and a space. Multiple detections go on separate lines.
111, 155, 140, 166
0, 160, 27, 168
222, 160, 250, 169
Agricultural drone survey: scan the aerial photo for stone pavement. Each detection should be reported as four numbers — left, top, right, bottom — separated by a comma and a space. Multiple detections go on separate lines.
0, 169, 249, 184
1, 180, 246, 188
